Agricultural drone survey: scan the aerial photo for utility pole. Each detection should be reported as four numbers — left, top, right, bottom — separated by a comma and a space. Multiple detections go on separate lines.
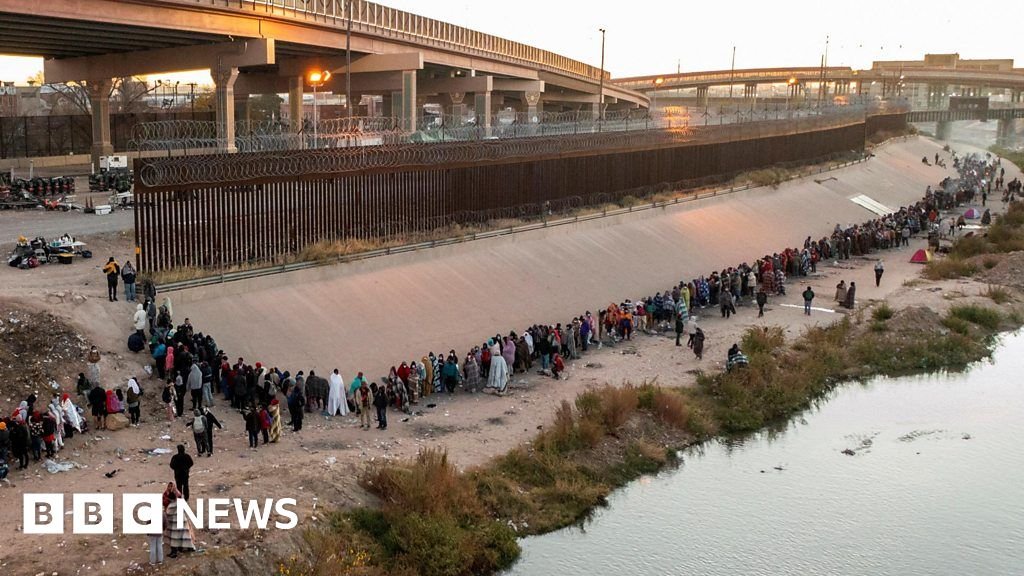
598, 28, 606, 122
187, 82, 196, 119
817, 35, 830, 107
345, 0, 353, 119
729, 46, 736, 99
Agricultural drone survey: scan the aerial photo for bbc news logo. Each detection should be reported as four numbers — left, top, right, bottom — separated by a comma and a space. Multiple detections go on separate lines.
24, 494, 299, 534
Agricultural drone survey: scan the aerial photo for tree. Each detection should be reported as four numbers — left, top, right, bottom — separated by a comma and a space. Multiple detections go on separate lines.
248, 93, 284, 123
43, 77, 160, 115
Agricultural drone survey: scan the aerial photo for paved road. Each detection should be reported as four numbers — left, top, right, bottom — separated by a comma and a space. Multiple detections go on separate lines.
0, 207, 134, 245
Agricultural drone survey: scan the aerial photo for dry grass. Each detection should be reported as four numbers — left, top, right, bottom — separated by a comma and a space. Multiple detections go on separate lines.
924, 257, 978, 280
984, 285, 1013, 305
743, 167, 792, 189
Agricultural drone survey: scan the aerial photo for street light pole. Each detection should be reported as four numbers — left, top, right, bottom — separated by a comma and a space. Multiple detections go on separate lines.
598, 28, 606, 124
307, 70, 331, 149
345, 0, 353, 119
729, 45, 735, 99
652, 77, 664, 128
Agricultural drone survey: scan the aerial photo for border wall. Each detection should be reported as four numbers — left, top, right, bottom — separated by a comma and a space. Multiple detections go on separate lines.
133, 113, 906, 273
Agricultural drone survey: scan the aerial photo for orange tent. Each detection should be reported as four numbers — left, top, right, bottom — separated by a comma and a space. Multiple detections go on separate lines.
910, 249, 933, 264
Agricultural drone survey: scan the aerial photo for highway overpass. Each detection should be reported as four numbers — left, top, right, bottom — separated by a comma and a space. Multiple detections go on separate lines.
0, 0, 648, 163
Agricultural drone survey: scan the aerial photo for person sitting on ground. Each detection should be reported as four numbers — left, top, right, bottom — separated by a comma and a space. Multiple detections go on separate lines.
726, 343, 749, 372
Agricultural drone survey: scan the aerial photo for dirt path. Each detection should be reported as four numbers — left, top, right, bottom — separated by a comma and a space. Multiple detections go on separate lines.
0, 137, 1018, 575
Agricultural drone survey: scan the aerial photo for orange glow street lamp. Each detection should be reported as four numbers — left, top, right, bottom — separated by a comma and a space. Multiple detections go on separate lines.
786, 77, 797, 111
307, 69, 332, 147
652, 77, 664, 123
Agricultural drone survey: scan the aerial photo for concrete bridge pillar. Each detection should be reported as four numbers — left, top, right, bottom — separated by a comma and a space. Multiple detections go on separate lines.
524, 90, 543, 123
212, 66, 239, 153
288, 76, 303, 132
398, 69, 418, 132
86, 78, 113, 169
1012, 90, 1023, 103
696, 86, 709, 107
473, 91, 492, 136
935, 120, 952, 141
997, 118, 1017, 145
743, 83, 757, 100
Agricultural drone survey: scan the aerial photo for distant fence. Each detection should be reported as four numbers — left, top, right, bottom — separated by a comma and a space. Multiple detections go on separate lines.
134, 113, 890, 273
0, 111, 215, 159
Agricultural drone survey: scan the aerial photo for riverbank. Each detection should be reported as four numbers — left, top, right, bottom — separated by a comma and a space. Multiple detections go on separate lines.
270, 205, 1024, 576
508, 331, 1024, 576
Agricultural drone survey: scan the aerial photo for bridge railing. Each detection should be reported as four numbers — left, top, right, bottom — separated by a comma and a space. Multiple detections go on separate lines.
615, 67, 854, 90
180, 0, 608, 83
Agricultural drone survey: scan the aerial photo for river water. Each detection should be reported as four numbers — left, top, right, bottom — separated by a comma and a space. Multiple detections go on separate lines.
507, 331, 1024, 576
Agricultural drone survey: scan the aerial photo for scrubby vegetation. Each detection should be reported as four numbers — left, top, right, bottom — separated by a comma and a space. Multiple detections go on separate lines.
925, 202, 1024, 280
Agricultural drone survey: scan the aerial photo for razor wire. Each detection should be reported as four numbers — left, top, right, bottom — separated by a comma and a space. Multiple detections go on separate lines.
135, 109, 868, 189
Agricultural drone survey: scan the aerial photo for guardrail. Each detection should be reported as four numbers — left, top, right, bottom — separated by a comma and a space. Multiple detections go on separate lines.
615, 67, 854, 90
156, 152, 872, 293
907, 108, 1024, 123
176, 0, 608, 83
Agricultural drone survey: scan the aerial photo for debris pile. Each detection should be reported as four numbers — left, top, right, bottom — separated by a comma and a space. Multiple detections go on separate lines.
0, 305, 87, 397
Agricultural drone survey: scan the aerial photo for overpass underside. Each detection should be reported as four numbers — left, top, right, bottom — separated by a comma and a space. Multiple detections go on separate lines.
0, 0, 647, 165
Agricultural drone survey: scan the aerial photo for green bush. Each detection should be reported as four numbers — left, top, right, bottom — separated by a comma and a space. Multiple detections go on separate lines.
872, 303, 894, 321
949, 304, 1002, 331
941, 316, 971, 336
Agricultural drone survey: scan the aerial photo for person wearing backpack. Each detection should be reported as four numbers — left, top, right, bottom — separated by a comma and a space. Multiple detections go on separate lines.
185, 409, 208, 456
121, 261, 137, 303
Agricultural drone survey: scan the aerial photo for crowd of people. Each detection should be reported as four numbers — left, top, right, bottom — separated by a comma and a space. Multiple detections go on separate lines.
0, 146, 1011, 564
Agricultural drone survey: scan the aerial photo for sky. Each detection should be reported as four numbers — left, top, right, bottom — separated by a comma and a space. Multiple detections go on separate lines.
1, 0, 1020, 84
